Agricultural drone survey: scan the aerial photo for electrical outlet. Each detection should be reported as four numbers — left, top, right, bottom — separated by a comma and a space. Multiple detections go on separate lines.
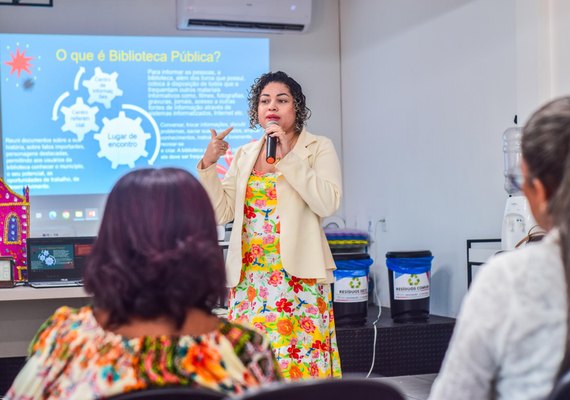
379, 217, 387, 232
367, 220, 374, 245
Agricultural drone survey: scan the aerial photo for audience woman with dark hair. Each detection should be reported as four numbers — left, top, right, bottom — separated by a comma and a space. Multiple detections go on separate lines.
6, 168, 281, 400
198, 71, 343, 380
429, 97, 570, 399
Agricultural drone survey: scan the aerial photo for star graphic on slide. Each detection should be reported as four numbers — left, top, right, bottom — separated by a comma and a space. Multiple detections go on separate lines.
4, 48, 33, 78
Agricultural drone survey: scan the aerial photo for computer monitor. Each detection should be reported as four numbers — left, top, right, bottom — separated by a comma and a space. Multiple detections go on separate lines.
26, 236, 95, 283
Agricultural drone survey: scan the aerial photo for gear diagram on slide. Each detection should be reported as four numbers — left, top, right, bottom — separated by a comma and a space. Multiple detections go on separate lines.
38, 249, 56, 267
82, 67, 123, 109
52, 66, 160, 169
60, 97, 99, 141
94, 112, 151, 168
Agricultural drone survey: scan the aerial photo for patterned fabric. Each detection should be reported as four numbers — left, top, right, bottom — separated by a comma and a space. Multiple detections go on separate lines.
228, 170, 342, 380
6, 306, 281, 400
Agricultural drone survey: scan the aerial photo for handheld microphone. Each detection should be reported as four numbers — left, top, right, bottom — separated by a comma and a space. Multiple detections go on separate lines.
265, 121, 278, 164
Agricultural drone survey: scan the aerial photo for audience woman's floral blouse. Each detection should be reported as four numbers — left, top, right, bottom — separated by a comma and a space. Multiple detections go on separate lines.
6, 306, 281, 399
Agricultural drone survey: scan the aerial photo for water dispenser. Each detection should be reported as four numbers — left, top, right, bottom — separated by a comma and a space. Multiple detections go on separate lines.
501, 124, 536, 250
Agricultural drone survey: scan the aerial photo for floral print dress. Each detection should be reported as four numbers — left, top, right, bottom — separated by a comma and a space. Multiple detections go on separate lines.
227, 170, 342, 380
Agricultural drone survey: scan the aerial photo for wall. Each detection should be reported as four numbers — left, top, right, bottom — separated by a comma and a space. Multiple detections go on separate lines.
339, 0, 519, 316
515, 0, 551, 123
551, 0, 570, 98
3, 0, 563, 318
0, 0, 343, 180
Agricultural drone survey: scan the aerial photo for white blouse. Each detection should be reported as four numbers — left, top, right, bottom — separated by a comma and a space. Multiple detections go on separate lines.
429, 230, 568, 400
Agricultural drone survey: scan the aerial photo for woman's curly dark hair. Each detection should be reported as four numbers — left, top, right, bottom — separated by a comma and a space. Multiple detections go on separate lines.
248, 71, 311, 134
83, 168, 226, 330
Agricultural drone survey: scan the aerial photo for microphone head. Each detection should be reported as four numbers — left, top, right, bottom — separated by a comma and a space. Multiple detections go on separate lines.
266, 120, 279, 127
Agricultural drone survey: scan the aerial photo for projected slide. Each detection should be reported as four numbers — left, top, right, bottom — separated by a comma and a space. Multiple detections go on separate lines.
0, 34, 269, 196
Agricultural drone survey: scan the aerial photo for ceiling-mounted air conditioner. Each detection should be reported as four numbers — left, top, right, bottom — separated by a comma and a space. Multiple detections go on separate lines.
176, 0, 312, 34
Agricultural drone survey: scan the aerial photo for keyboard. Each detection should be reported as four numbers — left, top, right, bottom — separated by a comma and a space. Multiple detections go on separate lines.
29, 281, 83, 288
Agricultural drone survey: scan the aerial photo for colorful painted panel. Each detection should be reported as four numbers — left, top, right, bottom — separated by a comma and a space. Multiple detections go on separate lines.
0, 179, 29, 281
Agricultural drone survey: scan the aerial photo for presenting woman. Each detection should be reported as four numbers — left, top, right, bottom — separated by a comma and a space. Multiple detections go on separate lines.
198, 71, 342, 380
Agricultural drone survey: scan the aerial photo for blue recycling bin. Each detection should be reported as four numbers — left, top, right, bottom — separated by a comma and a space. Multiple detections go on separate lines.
332, 256, 373, 326
386, 250, 433, 323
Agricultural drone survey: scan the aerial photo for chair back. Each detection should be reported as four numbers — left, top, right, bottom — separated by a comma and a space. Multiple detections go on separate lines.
103, 386, 226, 400
548, 370, 570, 400
232, 378, 405, 400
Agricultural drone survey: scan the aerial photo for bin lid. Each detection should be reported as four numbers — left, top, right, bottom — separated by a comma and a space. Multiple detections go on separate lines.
333, 253, 370, 261
386, 250, 432, 258
334, 257, 373, 270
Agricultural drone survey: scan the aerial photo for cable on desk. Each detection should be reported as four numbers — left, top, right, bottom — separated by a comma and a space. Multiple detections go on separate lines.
365, 288, 382, 378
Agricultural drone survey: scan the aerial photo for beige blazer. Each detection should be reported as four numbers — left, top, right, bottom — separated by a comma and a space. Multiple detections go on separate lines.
198, 129, 342, 287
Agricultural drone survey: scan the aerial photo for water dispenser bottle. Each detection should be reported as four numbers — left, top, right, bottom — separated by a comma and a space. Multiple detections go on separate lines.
503, 126, 523, 195
501, 122, 536, 250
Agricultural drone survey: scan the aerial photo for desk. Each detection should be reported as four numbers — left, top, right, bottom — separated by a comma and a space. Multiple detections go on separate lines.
0, 286, 90, 357
336, 306, 455, 377
466, 239, 501, 287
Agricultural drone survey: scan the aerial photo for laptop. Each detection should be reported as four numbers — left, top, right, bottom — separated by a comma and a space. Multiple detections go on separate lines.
26, 236, 96, 288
